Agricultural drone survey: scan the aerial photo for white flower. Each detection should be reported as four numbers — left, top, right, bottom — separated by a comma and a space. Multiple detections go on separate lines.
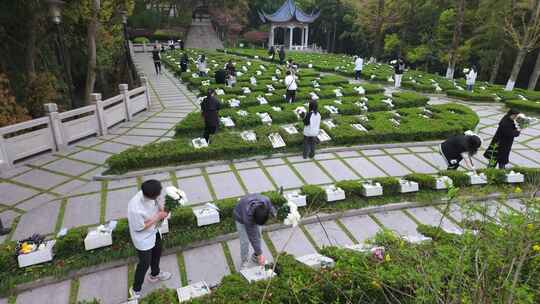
283, 202, 301, 227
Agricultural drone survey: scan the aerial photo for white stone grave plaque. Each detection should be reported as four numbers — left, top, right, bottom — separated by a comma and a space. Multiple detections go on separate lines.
361, 182, 383, 197
325, 185, 346, 202
296, 253, 335, 269
240, 266, 276, 283
285, 191, 307, 207
398, 179, 419, 193
18, 240, 56, 268
268, 133, 286, 148
177, 281, 211, 303
505, 171, 524, 183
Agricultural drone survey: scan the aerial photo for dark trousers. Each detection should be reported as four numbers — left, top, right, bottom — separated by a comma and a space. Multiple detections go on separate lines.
203, 125, 217, 143
303, 136, 317, 159
154, 61, 161, 74
355, 70, 362, 80
467, 84, 473, 91
133, 232, 162, 292
488, 161, 506, 169
286, 90, 296, 103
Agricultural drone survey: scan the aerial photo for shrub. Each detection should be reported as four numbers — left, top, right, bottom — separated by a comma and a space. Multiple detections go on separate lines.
446, 89, 497, 102
372, 177, 400, 195
504, 99, 540, 114
301, 185, 325, 206
440, 170, 469, 186
55, 227, 86, 259
405, 173, 437, 189
133, 37, 150, 44
335, 180, 363, 197
479, 168, 507, 185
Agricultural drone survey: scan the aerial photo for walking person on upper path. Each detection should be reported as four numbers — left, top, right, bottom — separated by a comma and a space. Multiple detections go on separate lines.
284, 70, 297, 103
200, 88, 220, 144
393, 57, 405, 88
279, 46, 286, 64
152, 46, 161, 75
128, 180, 172, 300
302, 99, 321, 159
466, 66, 478, 91
483, 109, 521, 169
180, 53, 189, 73
233, 193, 276, 269
353, 55, 364, 80
439, 131, 482, 171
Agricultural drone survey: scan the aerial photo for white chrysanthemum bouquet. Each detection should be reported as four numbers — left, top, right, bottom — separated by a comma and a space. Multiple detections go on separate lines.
164, 186, 187, 212
278, 201, 301, 227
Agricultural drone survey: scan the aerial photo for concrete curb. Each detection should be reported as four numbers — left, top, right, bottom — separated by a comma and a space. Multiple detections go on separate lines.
12, 191, 525, 294
94, 140, 444, 180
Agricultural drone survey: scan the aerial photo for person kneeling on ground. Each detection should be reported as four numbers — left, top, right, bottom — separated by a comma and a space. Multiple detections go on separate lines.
233, 193, 276, 269
483, 109, 521, 169
201, 88, 220, 144
439, 131, 482, 171
128, 180, 171, 300
302, 100, 321, 159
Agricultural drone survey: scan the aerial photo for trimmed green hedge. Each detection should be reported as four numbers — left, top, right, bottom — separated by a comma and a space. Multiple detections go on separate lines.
446, 89, 497, 102
504, 99, 540, 113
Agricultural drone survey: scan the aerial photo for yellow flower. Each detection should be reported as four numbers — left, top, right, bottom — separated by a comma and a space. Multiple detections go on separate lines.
385, 254, 391, 262
371, 280, 381, 289
528, 224, 534, 231
514, 186, 522, 194
533, 245, 540, 252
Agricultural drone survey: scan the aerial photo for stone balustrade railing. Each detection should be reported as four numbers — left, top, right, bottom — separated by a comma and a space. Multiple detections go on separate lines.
0, 79, 152, 172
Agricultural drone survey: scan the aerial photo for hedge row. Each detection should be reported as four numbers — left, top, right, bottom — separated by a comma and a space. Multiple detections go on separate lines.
106, 103, 477, 173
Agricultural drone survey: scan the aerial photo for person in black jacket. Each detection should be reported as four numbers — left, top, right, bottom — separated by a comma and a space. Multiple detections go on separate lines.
440, 133, 482, 171
483, 109, 521, 169
200, 88, 220, 143
151, 46, 161, 75
180, 53, 189, 73
268, 46, 276, 61
214, 69, 226, 84
279, 46, 286, 64
394, 57, 405, 88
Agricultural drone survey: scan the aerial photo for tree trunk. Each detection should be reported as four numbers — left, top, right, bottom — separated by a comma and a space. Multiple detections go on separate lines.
528, 50, 540, 90
25, 11, 37, 75
446, 0, 465, 79
505, 48, 528, 91
489, 48, 503, 84
84, 0, 100, 105
373, 0, 385, 58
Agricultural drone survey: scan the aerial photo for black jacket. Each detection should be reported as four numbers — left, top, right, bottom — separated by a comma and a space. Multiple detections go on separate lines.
484, 115, 520, 164
441, 135, 469, 162
201, 95, 221, 128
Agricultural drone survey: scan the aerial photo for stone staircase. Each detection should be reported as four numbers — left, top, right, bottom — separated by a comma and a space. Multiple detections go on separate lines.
186, 16, 224, 50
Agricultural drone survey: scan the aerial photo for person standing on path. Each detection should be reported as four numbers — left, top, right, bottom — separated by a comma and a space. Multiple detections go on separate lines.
152, 46, 161, 75
200, 88, 220, 144
353, 55, 364, 80
180, 53, 189, 73
302, 100, 321, 159
197, 55, 207, 77
439, 132, 482, 171
279, 46, 286, 64
268, 46, 276, 61
128, 180, 171, 299
284, 70, 298, 103
394, 57, 405, 88
233, 193, 276, 269
466, 66, 478, 91
483, 109, 521, 169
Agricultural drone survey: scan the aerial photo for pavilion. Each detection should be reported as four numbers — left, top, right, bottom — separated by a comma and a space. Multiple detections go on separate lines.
259, 0, 320, 50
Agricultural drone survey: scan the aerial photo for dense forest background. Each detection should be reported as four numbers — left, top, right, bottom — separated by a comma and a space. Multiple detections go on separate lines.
1, 0, 540, 126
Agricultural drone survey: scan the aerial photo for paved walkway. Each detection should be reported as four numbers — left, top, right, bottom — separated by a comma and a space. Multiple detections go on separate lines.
185, 18, 224, 50
1, 52, 540, 303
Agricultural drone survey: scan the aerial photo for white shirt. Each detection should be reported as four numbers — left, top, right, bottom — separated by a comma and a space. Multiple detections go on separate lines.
354, 57, 364, 71
284, 75, 297, 91
303, 112, 321, 137
127, 191, 160, 251
466, 70, 477, 85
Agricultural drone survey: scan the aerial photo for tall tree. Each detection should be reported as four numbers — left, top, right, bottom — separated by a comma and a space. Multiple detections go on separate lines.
528, 49, 540, 89
505, 0, 540, 91
84, 0, 101, 104
445, 0, 465, 79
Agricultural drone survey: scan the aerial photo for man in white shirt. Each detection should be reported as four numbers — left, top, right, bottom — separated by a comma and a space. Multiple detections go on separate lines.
354, 56, 364, 80
284, 70, 297, 103
466, 66, 477, 91
128, 180, 171, 299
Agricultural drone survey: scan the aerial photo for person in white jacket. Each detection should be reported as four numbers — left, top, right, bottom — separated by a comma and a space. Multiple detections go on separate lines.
354, 55, 364, 80
302, 100, 321, 159
284, 70, 298, 103
466, 66, 477, 91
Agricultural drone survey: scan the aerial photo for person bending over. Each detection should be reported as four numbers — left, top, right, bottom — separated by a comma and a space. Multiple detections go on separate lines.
440, 132, 482, 171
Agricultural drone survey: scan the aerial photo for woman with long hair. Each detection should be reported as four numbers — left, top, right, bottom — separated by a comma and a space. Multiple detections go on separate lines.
302, 100, 321, 159
440, 131, 482, 171
200, 88, 220, 144
483, 109, 521, 169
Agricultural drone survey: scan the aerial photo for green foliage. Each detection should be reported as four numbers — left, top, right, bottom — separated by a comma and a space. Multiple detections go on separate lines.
335, 180, 363, 196
133, 37, 150, 44
440, 170, 469, 187
301, 185, 325, 206
505, 99, 540, 114
383, 33, 401, 57
372, 177, 400, 195
405, 173, 437, 189
55, 227, 86, 259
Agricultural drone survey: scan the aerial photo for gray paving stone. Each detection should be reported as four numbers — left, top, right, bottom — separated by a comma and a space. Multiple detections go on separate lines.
0, 182, 38, 206
13, 169, 70, 190
175, 168, 203, 178
0, 209, 20, 227
267, 227, 317, 257
70, 181, 103, 195
108, 178, 138, 189
287, 155, 309, 163
70, 150, 112, 165
51, 179, 88, 196
265, 165, 304, 189
384, 148, 409, 154
141, 172, 171, 181
1, 165, 31, 179
126, 128, 167, 137
16, 280, 70, 304
23, 154, 60, 167
335, 150, 360, 158
394, 154, 438, 174
184, 243, 230, 287
344, 157, 387, 178
373, 211, 421, 238
13, 200, 61, 240
361, 149, 385, 156
63, 194, 101, 229
260, 158, 285, 166
137, 122, 176, 130
319, 159, 358, 181
15, 193, 57, 211
227, 238, 274, 271
314, 153, 336, 160
205, 164, 231, 174
369, 155, 411, 176
177, 176, 213, 204
504, 199, 527, 212
93, 141, 133, 154
408, 146, 432, 153
141, 254, 182, 296
293, 162, 332, 184
444, 204, 483, 222
340, 215, 381, 243
77, 266, 128, 304
233, 161, 259, 170
476, 200, 511, 219
417, 152, 448, 171
514, 149, 540, 164
407, 207, 461, 233
238, 168, 275, 194
509, 151, 539, 167
44, 158, 96, 176
106, 187, 138, 221
304, 220, 353, 248
112, 135, 157, 146
208, 172, 245, 199
80, 166, 107, 180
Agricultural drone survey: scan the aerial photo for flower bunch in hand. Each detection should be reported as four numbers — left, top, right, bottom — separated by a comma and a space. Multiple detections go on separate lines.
164, 186, 187, 212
